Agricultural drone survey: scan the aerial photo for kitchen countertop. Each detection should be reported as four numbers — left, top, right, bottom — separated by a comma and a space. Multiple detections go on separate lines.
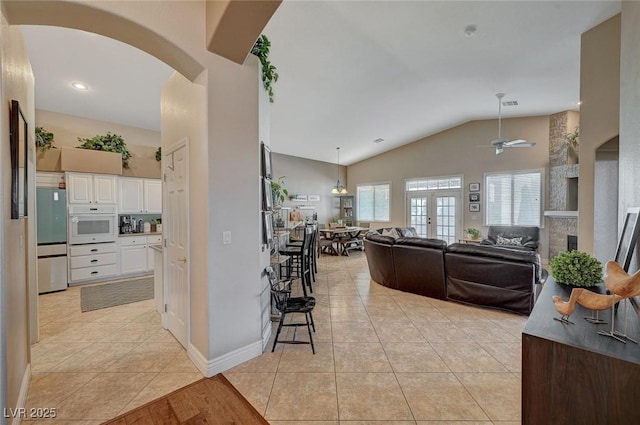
119, 232, 163, 237
149, 244, 163, 252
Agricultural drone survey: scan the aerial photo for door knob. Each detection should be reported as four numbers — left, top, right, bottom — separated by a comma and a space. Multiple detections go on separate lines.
178, 256, 187, 263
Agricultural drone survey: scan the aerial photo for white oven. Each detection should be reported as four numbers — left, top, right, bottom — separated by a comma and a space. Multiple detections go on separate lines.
68, 205, 117, 245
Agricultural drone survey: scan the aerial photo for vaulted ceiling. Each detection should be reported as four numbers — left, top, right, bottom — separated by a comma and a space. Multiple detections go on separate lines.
22, 1, 621, 165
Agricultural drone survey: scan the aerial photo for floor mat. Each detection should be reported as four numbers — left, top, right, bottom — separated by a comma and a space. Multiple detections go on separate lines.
80, 277, 154, 312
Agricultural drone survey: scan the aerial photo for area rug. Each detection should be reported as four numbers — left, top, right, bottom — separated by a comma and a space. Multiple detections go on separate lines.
102, 374, 269, 425
80, 277, 154, 312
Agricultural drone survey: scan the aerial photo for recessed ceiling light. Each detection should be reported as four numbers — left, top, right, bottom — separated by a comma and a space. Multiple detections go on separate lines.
373, 138, 384, 144
71, 82, 88, 91
464, 25, 477, 38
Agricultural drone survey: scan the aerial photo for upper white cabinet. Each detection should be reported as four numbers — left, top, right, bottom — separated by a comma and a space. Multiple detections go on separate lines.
119, 177, 162, 213
67, 173, 117, 204
119, 178, 145, 213
144, 179, 162, 213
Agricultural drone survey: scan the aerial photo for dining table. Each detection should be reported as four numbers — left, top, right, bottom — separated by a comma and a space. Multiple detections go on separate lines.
319, 226, 369, 256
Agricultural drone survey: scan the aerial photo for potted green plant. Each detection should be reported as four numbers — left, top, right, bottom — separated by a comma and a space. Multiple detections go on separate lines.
466, 227, 481, 240
155, 146, 161, 162
251, 34, 279, 103
35, 126, 55, 153
565, 126, 579, 151
77, 132, 132, 169
550, 250, 603, 287
271, 176, 288, 206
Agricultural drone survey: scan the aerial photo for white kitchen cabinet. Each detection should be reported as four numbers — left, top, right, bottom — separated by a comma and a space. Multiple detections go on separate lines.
68, 242, 118, 284
119, 234, 162, 274
120, 244, 148, 275
119, 178, 144, 213
146, 234, 162, 271
67, 172, 117, 204
144, 179, 162, 213
118, 177, 161, 213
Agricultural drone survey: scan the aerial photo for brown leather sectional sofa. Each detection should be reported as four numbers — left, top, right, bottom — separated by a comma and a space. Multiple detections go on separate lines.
364, 228, 547, 315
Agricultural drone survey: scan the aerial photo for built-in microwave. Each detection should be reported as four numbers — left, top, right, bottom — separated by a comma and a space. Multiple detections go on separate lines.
68, 205, 117, 245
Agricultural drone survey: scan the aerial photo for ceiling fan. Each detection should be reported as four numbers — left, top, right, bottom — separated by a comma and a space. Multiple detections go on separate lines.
490, 93, 536, 154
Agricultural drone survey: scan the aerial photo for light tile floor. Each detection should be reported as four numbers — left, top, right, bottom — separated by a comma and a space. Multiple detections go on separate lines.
26, 251, 526, 425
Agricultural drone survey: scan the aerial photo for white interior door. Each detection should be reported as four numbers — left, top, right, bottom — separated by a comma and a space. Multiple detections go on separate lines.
164, 142, 189, 348
407, 190, 462, 243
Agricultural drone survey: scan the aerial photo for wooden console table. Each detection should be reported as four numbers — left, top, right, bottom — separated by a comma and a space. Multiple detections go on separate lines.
522, 277, 640, 424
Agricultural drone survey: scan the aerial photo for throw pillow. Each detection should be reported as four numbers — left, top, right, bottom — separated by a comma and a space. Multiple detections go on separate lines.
497, 235, 523, 246
381, 228, 400, 239
401, 227, 418, 237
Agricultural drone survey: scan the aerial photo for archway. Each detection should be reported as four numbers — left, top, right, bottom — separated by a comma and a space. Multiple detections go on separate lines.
1, 0, 208, 416
3, 0, 204, 81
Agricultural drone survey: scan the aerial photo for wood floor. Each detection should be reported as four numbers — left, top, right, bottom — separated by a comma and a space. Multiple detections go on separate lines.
103, 375, 269, 425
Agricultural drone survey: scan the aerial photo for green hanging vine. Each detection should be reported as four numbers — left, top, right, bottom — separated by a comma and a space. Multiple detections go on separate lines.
251, 34, 279, 103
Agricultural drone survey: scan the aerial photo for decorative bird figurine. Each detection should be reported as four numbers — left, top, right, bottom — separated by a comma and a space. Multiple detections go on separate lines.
553, 289, 581, 324
600, 261, 640, 343
553, 288, 622, 324
604, 261, 640, 298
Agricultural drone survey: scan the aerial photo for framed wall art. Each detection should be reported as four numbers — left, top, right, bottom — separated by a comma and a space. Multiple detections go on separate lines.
469, 193, 480, 202
10, 99, 28, 219
263, 178, 273, 211
469, 203, 480, 212
261, 141, 272, 179
469, 182, 480, 192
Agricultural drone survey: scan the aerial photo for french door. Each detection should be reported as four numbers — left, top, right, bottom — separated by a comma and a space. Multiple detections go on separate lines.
406, 191, 461, 244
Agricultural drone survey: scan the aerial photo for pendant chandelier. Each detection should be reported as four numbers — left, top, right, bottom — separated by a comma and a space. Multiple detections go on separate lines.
331, 147, 348, 194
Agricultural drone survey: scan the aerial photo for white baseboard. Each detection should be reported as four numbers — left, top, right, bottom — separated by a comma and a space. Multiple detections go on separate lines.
262, 321, 272, 351
187, 340, 264, 378
9, 365, 31, 425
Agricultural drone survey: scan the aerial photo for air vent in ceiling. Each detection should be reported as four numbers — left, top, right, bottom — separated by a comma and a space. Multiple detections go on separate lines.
501, 100, 519, 106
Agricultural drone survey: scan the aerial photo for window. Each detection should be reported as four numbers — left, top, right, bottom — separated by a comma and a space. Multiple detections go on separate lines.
357, 183, 390, 222
485, 170, 542, 226
406, 176, 462, 191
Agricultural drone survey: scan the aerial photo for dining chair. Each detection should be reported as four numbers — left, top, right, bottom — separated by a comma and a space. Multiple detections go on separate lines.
287, 223, 318, 282
266, 266, 316, 354
279, 225, 314, 295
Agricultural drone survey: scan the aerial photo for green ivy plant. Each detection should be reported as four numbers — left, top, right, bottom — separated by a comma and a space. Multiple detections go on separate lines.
155, 146, 161, 162
35, 126, 55, 153
251, 34, 279, 103
466, 228, 481, 240
550, 250, 603, 287
77, 132, 132, 169
271, 176, 288, 205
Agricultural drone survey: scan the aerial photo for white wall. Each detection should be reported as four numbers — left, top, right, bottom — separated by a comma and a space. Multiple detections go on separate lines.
578, 14, 620, 254
594, 144, 619, 263
0, 13, 36, 420
348, 116, 550, 257
272, 153, 346, 225
161, 71, 209, 360
35, 109, 161, 158
620, 2, 640, 271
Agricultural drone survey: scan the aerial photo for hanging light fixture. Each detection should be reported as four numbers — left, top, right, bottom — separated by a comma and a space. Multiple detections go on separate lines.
331, 147, 348, 194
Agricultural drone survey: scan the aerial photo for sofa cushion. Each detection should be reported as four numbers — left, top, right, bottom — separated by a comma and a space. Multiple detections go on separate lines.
483, 225, 539, 251
395, 237, 447, 250
382, 228, 401, 239
447, 243, 543, 283
366, 233, 396, 245
397, 227, 419, 237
